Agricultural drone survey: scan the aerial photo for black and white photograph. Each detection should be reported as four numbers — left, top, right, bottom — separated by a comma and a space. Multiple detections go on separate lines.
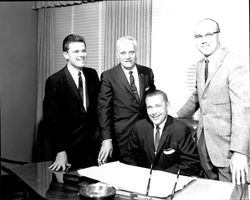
1, 1, 249, 199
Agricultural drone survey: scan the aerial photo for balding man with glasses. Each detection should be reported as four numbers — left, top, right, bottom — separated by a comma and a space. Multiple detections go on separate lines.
177, 18, 250, 185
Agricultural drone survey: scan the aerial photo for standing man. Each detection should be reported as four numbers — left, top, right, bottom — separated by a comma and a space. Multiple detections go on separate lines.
97, 36, 156, 164
177, 18, 250, 184
43, 34, 100, 171
125, 90, 201, 177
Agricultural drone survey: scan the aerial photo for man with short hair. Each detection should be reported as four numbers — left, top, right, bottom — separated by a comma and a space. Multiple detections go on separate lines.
177, 18, 250, 184
97, 36, 156, 164
43, 34, 100, 171
124, 90, 201, 176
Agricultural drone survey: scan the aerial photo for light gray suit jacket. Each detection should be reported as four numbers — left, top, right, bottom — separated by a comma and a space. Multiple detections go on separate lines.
178, 47, 250, 167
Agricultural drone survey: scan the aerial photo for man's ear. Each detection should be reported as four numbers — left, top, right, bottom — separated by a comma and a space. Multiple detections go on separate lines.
63, 51, 69, 60
116, 52, 120, 60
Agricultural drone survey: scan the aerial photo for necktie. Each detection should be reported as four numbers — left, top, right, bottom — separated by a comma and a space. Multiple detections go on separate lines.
154, 125, 160, 152
78, 71, 84, 107
205, 59, 209, 83
129, 71, 140, 103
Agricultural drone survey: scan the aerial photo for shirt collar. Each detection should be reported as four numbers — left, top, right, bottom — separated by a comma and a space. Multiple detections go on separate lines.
204, 45, 222, 64
67, 64, 82, 76
154, 117, 168, 130
121, 64, 137, 74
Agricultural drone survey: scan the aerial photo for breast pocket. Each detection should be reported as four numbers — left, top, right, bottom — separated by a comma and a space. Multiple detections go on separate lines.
159, 148, 177, 167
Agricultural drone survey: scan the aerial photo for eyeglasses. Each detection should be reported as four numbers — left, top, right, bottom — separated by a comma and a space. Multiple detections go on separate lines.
194, 31, 220, 39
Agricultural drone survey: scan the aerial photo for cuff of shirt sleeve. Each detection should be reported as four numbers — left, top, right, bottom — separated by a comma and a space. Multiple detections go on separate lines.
102, 139, 112, 144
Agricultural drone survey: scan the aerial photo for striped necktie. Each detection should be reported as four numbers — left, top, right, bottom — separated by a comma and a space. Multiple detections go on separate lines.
129, 71, 140, 103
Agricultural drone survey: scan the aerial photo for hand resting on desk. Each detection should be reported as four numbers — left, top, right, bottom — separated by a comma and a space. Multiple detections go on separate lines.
49, 151, 71, 172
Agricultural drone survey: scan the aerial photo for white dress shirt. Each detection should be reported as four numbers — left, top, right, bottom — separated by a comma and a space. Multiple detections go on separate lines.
121, 65, 140, 97
67, 65, 87, 110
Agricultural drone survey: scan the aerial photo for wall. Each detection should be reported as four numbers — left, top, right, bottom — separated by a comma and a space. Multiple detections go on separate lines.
0, 2, 37, 162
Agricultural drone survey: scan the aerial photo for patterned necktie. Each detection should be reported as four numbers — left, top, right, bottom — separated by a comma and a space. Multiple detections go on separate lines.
154, 125, 160, 152
129, 71, 140, 103
78, 71, 84, 106
205, 59, 209, 83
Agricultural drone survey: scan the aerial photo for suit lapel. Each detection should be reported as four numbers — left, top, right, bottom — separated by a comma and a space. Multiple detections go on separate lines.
145, 121, 156, 161
156, 116, 173, 153
198, 61, 206, 92
137, 65, 145, 101
115, 64, 139, 100
203, 48, 229, 95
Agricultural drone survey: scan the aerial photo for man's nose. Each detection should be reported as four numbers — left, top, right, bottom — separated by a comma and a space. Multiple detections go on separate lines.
79, 51, 87, 56
151, 109, 157, 115
200, 37, 208, 44
124, 53, 131, 59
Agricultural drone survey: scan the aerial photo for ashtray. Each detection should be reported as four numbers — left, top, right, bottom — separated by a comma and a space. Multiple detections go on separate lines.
78, 182, 116, 200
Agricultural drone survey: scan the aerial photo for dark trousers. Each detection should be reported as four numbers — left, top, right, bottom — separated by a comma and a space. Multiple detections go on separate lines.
197, 129, 218, 180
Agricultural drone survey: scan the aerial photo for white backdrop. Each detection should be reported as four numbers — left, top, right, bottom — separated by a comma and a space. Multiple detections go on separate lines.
151, 0, 249, 116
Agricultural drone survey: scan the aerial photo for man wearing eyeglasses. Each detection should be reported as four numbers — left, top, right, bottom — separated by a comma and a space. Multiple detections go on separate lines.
177, 18, 250, 185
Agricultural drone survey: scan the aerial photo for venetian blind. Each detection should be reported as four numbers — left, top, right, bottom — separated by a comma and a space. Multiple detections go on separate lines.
54, 2, 105, 75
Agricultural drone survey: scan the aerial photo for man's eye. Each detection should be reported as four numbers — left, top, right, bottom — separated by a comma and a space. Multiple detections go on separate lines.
194, 35, 202, 39
74, 50, 85, 53
205, 33, 213, 37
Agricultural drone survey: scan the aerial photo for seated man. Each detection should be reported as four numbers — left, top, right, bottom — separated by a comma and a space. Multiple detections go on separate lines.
124, 90, 202, 176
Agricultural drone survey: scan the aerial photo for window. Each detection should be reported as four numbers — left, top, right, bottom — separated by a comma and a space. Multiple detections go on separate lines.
54, 2, 105, 76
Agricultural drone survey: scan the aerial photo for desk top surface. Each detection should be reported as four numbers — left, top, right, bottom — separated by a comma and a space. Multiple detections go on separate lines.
9, 161, 249, 200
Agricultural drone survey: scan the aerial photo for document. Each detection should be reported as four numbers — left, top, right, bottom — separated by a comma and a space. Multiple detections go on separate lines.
78, 161, 196, 198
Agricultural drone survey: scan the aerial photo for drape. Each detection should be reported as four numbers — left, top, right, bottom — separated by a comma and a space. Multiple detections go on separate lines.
34, 7, 56, 161
33, 0, 152, 161
32, 1, 101, 9
33, 1, 83, 9
104, 0, 152, 70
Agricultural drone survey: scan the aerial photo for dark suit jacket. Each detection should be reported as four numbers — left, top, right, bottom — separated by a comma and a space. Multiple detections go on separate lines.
97, 64, 155, 161
43, 66, 100, 169
124, 116, 201, 176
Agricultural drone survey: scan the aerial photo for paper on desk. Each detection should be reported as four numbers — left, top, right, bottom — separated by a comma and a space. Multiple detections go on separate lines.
78, 161, 196, 198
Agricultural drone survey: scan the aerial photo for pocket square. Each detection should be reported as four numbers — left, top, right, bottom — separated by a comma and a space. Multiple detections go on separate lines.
163, 148, 176, 155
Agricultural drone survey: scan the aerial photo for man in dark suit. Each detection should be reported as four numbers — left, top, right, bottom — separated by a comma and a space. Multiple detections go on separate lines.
97, 36, 155, 164
124, 90, 201, 176
43, 34, 100, 171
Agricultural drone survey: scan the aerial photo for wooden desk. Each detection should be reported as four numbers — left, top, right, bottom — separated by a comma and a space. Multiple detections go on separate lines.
9, 161, 249, 200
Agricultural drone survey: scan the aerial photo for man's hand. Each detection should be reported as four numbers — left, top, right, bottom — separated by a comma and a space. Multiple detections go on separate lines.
48, 151, 71, 172
98, 139, 113, 165
230, 152, 248, 185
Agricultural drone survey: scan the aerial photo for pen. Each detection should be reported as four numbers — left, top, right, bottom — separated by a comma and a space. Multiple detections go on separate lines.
146, 164, 153, 196
170, 167, 181, 200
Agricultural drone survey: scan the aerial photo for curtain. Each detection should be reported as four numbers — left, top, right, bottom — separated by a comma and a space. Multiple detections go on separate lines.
34, 7, 56, 162
32, 1, 101, 9
104, 0, 152, 70
33, 1, 103, 162
33, 1, 83, 9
